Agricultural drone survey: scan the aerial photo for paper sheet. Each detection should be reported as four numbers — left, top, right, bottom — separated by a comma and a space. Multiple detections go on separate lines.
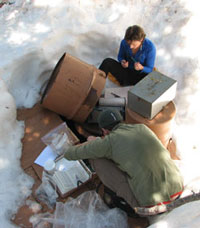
104, 86, 133, 100
34, 146, 57, 167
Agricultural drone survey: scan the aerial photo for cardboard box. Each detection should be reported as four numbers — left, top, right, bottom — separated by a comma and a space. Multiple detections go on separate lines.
41, 53, 106, 123
128, 71, 177, 119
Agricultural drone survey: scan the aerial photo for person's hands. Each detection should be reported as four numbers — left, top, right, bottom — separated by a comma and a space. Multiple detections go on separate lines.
134, 62, 144, 71
121, 60, 129, 68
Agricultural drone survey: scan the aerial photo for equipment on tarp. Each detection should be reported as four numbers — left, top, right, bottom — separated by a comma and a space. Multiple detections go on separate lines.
40, 52, 177, 154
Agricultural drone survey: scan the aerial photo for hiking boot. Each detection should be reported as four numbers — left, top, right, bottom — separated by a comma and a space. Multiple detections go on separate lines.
103, 186, 140, 218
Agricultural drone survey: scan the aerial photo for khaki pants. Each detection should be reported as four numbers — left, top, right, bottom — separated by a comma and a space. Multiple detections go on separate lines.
90, 158, 139, 208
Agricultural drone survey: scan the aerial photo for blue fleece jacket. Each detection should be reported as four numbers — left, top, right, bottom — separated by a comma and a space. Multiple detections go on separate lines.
117, 38, 156, 74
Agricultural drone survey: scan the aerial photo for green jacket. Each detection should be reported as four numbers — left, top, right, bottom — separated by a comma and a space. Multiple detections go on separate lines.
64, 123, 183, 206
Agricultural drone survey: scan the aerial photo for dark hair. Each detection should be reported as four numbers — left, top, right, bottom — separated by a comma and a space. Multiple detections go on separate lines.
103, 121, 122, 131
124, 25, 146, 41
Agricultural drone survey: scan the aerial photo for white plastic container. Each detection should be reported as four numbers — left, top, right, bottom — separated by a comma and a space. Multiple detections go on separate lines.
44, 159, 56, 175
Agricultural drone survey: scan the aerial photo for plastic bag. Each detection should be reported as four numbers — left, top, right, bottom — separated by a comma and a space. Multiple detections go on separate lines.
43, 190, 129, 228
41, 122, 74, 156
31, 213, 53, 228
35, 171, 58, 209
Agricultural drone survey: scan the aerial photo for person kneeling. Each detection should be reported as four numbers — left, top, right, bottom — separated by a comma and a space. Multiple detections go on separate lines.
64, 109, 183, 216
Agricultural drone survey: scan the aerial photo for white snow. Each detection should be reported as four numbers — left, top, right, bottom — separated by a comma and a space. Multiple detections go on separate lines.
0, 77, 33, 227
149, 200, 200, 228
0, 0, 200, 227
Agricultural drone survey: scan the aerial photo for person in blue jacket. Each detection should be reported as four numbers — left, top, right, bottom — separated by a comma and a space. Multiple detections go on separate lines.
99, 25, 156, 86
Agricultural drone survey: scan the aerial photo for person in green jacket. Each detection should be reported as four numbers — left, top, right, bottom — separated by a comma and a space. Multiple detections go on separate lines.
64, 109, 183, 214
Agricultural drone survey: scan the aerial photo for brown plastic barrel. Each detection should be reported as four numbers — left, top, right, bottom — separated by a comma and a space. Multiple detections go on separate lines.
125, 101, 176, 148
41, 53, 106, 123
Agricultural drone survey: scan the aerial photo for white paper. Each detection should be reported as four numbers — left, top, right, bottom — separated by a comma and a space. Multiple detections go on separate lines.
104, 86, 133, 100
34, 146, 58, 167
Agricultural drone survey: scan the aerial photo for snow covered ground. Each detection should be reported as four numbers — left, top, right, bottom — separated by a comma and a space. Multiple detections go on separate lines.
0, 0, 200, 227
